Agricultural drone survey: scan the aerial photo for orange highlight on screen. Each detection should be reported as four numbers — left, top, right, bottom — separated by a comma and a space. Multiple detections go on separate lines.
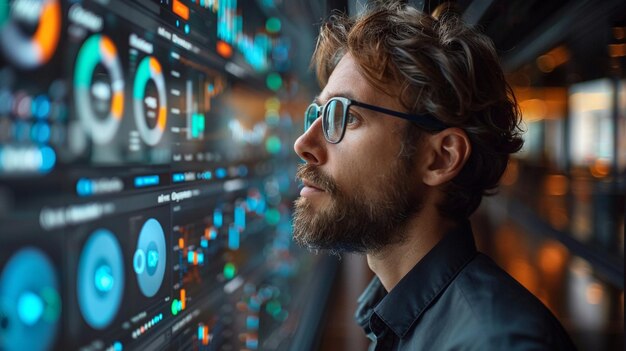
149, 57, 162, 73
173, 0, 190, 20
180, 289, 186, 310
111, 92, 124, 119
178, 238, 184, 249
216, 40, 232, 58
100, 36, 117, 60
157, 107, 167, 130
34, 1, 61, 62
202, 326, 209, 345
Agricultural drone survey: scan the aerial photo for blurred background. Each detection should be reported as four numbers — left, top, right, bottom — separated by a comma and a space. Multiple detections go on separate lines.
0, 0, 622, 350
320, 1, 626, 350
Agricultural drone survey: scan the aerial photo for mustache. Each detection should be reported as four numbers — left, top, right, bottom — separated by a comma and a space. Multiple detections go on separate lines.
295, 164, 338, 195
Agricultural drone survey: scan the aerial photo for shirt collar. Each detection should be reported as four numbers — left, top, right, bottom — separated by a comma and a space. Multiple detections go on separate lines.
355, 221, 477, 338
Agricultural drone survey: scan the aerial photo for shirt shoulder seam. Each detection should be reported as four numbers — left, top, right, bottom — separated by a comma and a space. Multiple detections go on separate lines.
388, 251, 479, 339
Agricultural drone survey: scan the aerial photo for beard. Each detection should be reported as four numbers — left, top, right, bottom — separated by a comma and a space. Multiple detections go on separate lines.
292, 158, 422, 255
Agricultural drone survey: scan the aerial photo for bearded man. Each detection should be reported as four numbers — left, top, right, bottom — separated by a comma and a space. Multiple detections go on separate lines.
292, 2, 575, 350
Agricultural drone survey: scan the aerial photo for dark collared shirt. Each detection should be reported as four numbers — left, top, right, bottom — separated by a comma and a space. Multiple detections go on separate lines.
355, 223, 575, 350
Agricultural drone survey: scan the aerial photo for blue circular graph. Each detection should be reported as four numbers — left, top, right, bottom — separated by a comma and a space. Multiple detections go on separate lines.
77, 229, 124, 329
0, 248, 61, 351
134, 218, 166, 297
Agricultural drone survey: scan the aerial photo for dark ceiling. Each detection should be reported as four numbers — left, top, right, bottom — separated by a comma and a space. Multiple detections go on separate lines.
414, 0, 626, 81
265, 0, 626, 89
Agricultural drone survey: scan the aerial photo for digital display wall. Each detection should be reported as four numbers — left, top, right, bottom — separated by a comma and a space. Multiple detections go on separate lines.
0, 1, 332, 350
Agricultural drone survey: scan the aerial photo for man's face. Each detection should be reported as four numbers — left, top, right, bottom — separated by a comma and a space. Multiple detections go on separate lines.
292, 54, 424, 254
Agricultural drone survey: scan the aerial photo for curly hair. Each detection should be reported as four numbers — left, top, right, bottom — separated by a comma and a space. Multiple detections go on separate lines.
311, 1, 524, 219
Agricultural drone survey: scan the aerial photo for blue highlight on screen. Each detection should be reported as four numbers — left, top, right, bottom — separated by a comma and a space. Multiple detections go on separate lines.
249, 297, 261, 312
198, 171, 212, 180
215, 168, 227, 179
31, 122, 51, 144
247, 195, 266, 215
147, 249, 159, 269
208, 227, 217, 240
246, 338, 259, 349
246, 315, 259, 330
76, 178, 93, 196
214, 208, 223, 228
17, 291, 44, 326
32, 95, 51, 119
235, 204, 246, 230
113, 341, 123, 351
133, 249, 146, 275
94, 265, 114, 293
172, 173, 185, 183
228, 223, 239, 250
151, 313, 163, 324
134, 175, 160, 188
39, 146, 56, 173
187, 251, 204, 265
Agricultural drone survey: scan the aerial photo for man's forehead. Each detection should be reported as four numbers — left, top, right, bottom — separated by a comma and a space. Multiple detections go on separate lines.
318, 54, 373, 103
317, 54, 401, 113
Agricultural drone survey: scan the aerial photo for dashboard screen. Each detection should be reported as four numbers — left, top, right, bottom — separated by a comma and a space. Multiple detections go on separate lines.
0, 0, 334, 350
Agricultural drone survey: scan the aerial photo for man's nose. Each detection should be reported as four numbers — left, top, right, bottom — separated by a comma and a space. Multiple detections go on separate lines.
294, 117, 327, 165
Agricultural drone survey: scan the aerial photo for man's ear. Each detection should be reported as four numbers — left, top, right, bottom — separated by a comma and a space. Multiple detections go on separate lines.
421, 128, 471, 186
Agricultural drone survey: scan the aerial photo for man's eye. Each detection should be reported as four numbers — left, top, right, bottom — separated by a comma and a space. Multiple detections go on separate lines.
346, 113, 359, 125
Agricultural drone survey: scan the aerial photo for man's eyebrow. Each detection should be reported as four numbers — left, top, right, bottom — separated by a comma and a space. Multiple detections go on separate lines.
315, 92, 358, 104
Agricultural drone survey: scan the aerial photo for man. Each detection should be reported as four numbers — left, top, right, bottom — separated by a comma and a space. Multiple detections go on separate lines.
292, 2, 575, 350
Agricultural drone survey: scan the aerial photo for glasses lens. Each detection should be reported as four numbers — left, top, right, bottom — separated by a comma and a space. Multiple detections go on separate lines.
304, 104, 318, 132
323, 99, 345, 143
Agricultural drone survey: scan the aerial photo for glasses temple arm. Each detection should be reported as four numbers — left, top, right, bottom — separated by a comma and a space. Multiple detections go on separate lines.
351, 100, 448, 131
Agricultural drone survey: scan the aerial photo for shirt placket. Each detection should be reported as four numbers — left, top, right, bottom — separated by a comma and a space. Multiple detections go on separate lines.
369, 313, 396, 351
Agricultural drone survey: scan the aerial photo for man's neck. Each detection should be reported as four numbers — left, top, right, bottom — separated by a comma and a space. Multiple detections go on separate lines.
366, 205, 457, 292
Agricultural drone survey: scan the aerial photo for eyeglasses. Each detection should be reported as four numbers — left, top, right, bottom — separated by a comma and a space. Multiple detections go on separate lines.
304, 97, 448, 144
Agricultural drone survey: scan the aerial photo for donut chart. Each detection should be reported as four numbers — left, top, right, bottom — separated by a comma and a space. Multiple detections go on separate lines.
74, 34, 125, 145
133, 218, 166, 297
0, 0, 61, 69
77, 229, 125, 330
133, 56, 167, 146
0, 248, 61, 351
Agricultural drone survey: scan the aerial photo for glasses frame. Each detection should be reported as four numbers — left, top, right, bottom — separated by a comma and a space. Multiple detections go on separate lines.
304, 97, 448, 144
